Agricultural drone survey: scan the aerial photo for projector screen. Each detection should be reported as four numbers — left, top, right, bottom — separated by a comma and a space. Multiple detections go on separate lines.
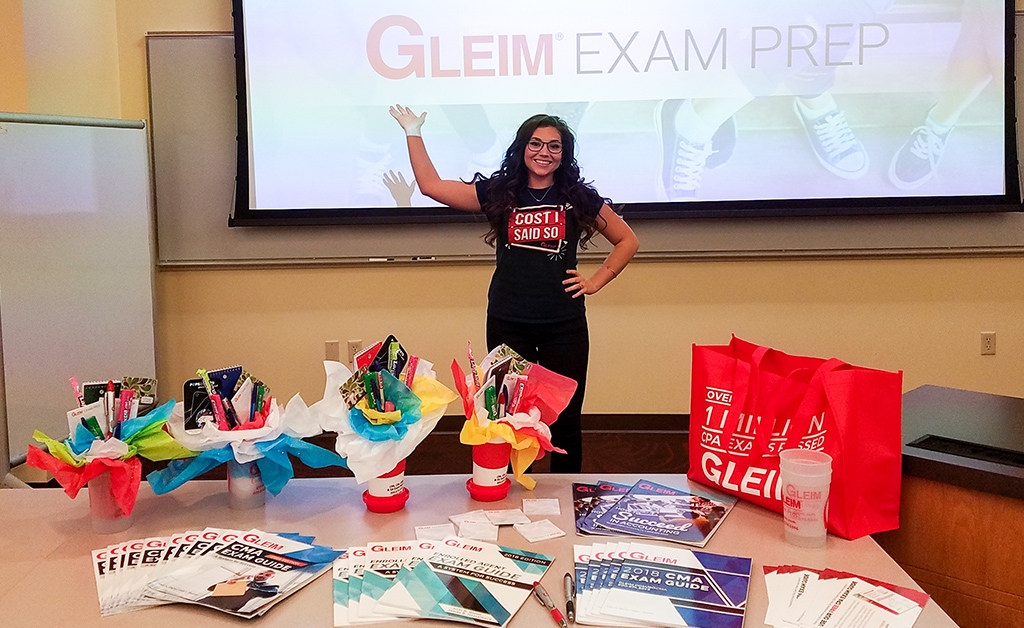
230, 0, 1019, 225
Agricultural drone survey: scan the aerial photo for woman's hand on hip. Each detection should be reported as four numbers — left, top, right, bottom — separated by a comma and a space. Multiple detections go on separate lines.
564, 269, 598, 298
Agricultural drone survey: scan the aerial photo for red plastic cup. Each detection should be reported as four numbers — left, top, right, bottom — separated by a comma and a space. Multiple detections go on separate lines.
363, 459, 410, 513
466, 439, 512, 501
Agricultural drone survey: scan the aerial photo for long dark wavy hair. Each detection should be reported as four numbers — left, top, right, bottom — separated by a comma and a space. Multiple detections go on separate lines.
474, 114, 610, 248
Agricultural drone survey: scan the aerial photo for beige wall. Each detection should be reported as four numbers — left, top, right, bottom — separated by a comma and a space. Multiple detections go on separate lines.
156, 256, 1024, 413
13, 1, 1024, 413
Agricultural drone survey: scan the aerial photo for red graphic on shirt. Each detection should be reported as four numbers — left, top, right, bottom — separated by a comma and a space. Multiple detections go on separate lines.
508, 205, 565, 253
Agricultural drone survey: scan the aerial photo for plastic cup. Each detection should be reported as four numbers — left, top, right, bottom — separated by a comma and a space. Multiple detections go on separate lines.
363, 459, 410, 513
779, 448, 832, 548
466, 438, 512, 501
88, 469, 133, 534
227, 458, 266, 510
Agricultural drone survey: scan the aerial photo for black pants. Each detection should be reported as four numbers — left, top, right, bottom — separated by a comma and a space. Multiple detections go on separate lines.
486, 315, 588, 473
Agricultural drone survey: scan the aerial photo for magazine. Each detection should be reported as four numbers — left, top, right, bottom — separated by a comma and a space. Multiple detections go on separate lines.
592, 478, 738, 547
576, 480, 633, 535
376, 535, 554, 627
572, 483, 598, 533
599, 541, 751, 628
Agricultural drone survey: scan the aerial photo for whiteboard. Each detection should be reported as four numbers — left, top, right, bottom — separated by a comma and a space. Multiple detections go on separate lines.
0, 115, 156, 459
146, 30, 1024, 267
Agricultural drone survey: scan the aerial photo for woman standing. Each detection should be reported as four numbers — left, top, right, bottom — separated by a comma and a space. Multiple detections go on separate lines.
390, 105, 639, 472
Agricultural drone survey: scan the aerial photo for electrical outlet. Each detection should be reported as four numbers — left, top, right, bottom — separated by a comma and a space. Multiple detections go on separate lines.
347, 340, 363, 365
981, 332, 996, 355
325, 340, 341, 362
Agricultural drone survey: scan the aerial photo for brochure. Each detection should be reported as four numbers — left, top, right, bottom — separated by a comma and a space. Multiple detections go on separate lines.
763, 565, 929, 628
592, 478, 738, 547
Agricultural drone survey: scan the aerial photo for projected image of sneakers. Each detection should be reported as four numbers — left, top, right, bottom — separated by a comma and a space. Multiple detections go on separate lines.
656, 100, 714, 200
793, 99, 869, 180
888, 121, 951, 190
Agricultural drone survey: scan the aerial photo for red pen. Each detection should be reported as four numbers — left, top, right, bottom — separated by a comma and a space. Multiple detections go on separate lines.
532, 581, 568, 628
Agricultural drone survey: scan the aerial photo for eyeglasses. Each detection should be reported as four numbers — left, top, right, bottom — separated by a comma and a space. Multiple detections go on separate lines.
526, 138, 563, 154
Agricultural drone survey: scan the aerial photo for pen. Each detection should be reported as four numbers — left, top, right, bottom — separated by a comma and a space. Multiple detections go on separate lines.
532, 581, 568, 628
104, 380, 116, 437
564, 573, 576, 624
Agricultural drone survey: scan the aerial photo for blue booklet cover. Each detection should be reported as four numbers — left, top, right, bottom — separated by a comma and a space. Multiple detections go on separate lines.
592, 479, 738, 547
601, 542, 751, 628
577, 480, 633, 535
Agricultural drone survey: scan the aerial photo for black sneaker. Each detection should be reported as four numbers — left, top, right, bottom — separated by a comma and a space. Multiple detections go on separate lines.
656, 100, 714, 200
793, 99, 869, 179
888, 123, 951, 190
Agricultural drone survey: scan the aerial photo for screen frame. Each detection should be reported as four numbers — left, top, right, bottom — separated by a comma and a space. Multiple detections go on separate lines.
228, 0, 1022, 227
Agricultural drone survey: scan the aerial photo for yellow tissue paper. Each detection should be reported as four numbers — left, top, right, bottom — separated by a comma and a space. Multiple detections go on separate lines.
459, 420, 541, 490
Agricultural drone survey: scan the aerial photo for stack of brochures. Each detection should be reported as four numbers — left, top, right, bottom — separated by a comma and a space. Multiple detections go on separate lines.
91, 527, 340, 619
572, 478, 738, 547
763, 565, 929, 628
573, 540, 752, 628
334, 536, 554, 627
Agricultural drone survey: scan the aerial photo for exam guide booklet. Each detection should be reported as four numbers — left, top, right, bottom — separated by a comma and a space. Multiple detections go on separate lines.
578, 541, 751, 628
375, 535, 554, 628
144, 528, 339, 618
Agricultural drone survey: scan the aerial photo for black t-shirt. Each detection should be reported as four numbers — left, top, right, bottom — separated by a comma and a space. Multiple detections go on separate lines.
475, 180, 603, 323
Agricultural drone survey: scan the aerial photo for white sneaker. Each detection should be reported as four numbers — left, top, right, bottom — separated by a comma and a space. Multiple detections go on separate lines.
793, 99, 869, 180
656, 100, 713, 200
888, 122, 951, 190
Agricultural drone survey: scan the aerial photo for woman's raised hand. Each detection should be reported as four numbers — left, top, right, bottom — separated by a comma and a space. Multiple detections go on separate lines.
389, 104, 426, 137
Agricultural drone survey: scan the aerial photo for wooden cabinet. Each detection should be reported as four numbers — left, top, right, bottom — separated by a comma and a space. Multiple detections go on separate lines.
874, 473, 1024, 628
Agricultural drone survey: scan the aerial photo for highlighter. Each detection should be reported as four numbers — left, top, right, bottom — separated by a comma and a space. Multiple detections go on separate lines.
363, 372, 379, 410
387, 341, 400, 376
374, 371, 385, 411
404, 355, 419, 389
485, 385, 498, 421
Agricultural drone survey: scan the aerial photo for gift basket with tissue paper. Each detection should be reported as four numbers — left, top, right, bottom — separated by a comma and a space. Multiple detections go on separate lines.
145, 365, 347, 509
311, 335, 457, 512
27, 376, 196, 532
452, 343, 577, 500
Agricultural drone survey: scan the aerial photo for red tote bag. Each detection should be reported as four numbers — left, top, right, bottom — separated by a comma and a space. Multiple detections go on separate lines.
687, 336, 903, 539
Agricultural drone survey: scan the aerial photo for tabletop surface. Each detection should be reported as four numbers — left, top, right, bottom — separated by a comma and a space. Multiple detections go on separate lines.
902, 385, 1024, 454
901, 385, 1024, 497
0, 473, 958, 628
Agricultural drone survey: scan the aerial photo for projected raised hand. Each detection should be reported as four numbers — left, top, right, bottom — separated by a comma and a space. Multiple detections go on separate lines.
389, 104, 427, 137
382, 170, 416, 207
